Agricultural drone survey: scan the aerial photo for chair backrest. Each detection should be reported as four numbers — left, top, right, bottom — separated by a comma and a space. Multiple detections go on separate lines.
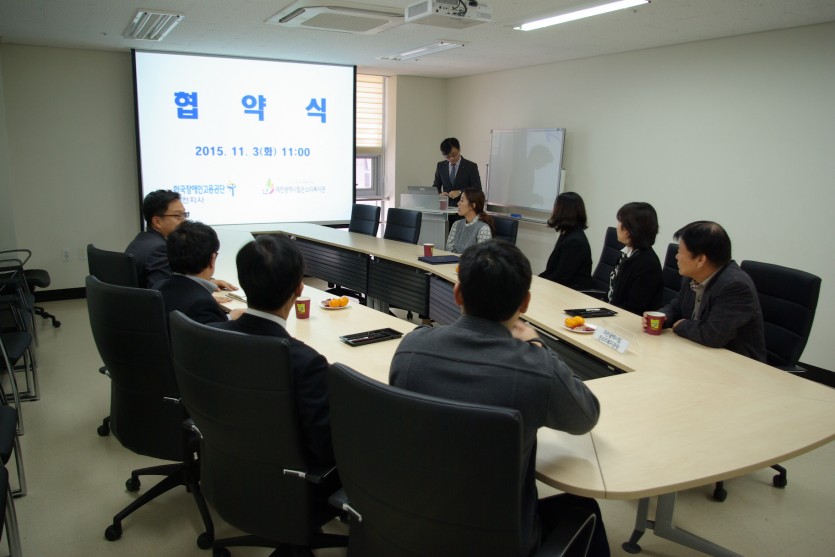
383, 208, 422, 244
328, 363, 527, 556
739, 260, 821, 369
348, 204, 381, 237
87, 244, 138, 287
84, 275, 184, 461
661, 243, 682, 305
169, 312, 316, 545
492, 216, 519, 245
590, 227, 624, 291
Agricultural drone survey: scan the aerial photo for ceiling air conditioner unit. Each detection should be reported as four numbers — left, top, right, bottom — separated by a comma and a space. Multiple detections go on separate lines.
405, 0, 492, 29
266, 2, 403, 35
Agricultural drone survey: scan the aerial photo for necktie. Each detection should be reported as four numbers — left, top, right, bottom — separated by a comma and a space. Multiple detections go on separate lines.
450, 163, 457, 185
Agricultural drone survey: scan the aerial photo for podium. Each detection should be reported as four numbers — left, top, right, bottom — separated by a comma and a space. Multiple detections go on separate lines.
400, 193, 455, 248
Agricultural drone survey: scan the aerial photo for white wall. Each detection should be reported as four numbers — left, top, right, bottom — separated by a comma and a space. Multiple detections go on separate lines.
444, 23, 835, 368
0, 44, 139, 285
1, 25, 832, 368
0, 54, 16, 250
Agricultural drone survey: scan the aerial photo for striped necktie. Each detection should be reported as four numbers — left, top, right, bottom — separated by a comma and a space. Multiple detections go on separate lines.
450, 162, 457, 185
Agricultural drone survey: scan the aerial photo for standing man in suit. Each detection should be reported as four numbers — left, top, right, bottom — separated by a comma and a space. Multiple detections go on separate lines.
646, 220, 766, 362
157, 220, 243, 324
126, 189, 237, 291
433, 137, 482, 203
211, 234, 334, 470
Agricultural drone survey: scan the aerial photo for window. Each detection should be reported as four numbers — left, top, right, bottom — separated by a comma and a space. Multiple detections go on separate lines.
356, 74, 384, 198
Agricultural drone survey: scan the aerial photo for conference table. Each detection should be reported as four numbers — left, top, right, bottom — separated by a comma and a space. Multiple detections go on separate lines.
227, 223, 835, 557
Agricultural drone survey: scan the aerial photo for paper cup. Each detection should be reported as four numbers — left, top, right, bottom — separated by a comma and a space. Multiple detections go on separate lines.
295, 297, 311, 319
644, 311, 666, 335
423, 243, 434, 257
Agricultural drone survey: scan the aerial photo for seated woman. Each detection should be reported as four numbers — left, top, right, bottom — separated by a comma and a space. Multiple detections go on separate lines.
446, 189, 494, 254
606, 202, 663, 315
539, 192, 593, 290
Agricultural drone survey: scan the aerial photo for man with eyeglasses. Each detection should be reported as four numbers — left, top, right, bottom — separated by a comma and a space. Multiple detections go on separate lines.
432, 137, 482, 203
126, 189, 237, 291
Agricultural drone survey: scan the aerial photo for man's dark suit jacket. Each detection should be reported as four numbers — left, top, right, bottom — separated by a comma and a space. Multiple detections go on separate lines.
157, 275, 227, 325
607, 248, 663, 316
125, 229, 171, 289
210, 312, 334, 467
657, 260, 767, 362
539, 228, 593, 290
433, 157, 482, 195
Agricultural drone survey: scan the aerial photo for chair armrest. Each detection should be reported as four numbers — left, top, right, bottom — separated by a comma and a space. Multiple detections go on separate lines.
283, 464, 337, 485
576, 289, 607, 301
328, 487, 362, 523
535, 510, 596, 557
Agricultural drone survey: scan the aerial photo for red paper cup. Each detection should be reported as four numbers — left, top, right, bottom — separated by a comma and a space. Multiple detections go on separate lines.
644, 311, 666, 335
423, 243, 434, 257
295, 297, 311, 319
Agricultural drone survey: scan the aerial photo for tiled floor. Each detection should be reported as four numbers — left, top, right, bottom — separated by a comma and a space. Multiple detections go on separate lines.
9, 298, 835, 556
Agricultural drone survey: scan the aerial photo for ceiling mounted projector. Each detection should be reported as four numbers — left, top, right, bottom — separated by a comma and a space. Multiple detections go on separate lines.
406, 0, 492, 29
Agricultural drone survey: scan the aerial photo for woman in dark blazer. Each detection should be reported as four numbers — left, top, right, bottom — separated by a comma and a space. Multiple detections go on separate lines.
539, 192, 593, 290
606, 202, 663, 315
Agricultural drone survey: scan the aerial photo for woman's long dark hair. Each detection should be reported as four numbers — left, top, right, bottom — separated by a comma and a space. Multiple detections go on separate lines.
462, 189, 494, 234
547, 192, 588, 234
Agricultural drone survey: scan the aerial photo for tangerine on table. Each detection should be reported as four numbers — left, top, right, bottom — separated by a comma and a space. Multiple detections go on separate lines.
338, 296, 349, 307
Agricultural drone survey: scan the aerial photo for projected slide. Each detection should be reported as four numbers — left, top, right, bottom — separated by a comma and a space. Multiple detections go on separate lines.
133, 51, 355, 226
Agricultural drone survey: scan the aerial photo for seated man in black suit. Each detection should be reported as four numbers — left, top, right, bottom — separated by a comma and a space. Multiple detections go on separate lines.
211, 234, 334, 471
157, 221, 243, 324
433, 137, 482, 204
126, 189, 237, 291
646, 220, 766, 362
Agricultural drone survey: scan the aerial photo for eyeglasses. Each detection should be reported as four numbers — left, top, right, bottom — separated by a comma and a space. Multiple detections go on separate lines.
160, 212, 190, 220
444, 150, 461, 160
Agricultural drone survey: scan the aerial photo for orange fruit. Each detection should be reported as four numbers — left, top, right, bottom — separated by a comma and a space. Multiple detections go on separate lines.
338, 296, 349, 307
565, 316, 576, 328
575, 316, 585, 326
328, 298, 341, 308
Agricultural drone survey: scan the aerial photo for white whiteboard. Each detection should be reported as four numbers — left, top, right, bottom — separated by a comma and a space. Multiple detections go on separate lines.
487, 128, 565, 213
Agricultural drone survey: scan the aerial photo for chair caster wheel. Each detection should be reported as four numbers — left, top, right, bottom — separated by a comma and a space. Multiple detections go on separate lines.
104, 524, 122, 541
53, 320, 61, 328
622, 541, 642, 554
712, 486, 727, 502
773, 474, 787, 488
197, 532, 213, 549
126, 477, 141, 492
97, 423, 110, 436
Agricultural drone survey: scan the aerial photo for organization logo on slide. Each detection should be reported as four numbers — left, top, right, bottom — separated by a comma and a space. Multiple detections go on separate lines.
262, 178, 275, 195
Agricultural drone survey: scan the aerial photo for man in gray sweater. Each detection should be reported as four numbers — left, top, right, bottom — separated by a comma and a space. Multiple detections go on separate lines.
390, 240, 609, 556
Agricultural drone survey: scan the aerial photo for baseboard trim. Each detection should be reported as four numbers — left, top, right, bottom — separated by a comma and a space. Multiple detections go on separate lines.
34, 288, 86, 302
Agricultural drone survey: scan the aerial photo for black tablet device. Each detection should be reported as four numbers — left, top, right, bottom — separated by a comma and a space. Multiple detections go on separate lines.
564, 308, 618, 318
340, 328, 404, 347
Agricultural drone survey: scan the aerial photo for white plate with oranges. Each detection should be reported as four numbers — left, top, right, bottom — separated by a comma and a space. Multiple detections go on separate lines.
563, 315, 596, 334
321, 296, 351, 310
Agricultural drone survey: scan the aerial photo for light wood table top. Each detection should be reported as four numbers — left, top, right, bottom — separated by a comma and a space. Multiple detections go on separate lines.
253, 224, 835, 503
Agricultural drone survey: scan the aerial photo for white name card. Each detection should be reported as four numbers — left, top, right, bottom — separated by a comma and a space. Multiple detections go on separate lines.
593, 327, 629, 354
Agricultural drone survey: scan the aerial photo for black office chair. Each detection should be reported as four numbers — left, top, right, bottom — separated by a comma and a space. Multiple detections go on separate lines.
327, 363, 597, 557
86, 276, 214, 548
0, 249, 59, 329
328, 206, 381, 304
661, 243, 682, 305
492, 216, 520, 245
711, 261, 821, 503
581, 227, 624, 299
348, 204, 381, 237
0, 463, 21, 557
383, 207, 422, 244
87, 244, 139, 437
169, 312, 348, 557
0, 291, 36, 432
87, 244, 139, 288
0, 401, 24, 499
